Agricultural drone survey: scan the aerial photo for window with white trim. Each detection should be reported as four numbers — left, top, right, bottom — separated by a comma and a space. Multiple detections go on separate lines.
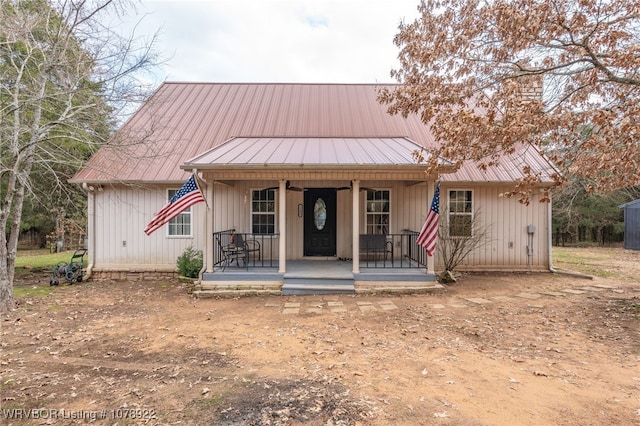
251, 189, 276, 234
167, 189, 192, 237
448, 190, 473, 237
365, 190, 390, 234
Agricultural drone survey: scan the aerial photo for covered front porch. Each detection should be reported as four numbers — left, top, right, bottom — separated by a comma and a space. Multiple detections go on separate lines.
195, 229, 439, 296
183, 136, 448, 295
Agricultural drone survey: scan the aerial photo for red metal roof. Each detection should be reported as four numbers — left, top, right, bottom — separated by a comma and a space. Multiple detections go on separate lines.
183, 136, 436, 168
71, 82, 557, 183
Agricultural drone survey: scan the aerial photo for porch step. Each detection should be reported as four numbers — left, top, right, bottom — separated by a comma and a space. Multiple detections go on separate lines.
193, 282, 282, 299
193, 289, 281, 298
282, 278, 355, 295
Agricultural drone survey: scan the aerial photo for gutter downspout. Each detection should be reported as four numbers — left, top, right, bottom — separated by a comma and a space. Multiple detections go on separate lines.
81, 182, 95, 280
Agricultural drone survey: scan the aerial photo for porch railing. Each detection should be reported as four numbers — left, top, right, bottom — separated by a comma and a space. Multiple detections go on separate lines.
214, 229, 279, 270
212, 229, 427, 270
358, 231, 427, 268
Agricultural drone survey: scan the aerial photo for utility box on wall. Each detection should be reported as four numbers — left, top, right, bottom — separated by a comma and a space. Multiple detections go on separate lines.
618, 199, 640, 250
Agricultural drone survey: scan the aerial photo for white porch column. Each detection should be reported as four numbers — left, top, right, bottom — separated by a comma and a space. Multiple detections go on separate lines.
426, 180, 435, 275
352, 179, 360, 274
278, 179, 287, 274
205, 180, 214, 273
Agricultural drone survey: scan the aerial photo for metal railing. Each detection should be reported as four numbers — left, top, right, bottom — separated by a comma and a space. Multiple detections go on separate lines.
213, 229, 279, 270
358, 231, 427, 268
213, 229, 427, 270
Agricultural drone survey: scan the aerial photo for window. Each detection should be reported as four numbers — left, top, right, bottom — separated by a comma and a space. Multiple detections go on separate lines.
167, 189, 192, 237
448, 190, 473, 237
252, 189, 276, 234
366, 190, 390, 234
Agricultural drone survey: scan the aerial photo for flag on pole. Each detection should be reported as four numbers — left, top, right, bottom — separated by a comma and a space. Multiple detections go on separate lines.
144, 175, 205, 236
416, 181, 440, 256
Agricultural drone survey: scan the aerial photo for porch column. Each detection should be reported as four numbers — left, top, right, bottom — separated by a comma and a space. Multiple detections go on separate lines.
352, 179, 360, 274
278, 179, 286, 274
426, 180, 435, 275
205, 179, 214, 273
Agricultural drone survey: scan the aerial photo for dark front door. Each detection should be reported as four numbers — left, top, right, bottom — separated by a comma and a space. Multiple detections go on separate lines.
304, 188, 337, 256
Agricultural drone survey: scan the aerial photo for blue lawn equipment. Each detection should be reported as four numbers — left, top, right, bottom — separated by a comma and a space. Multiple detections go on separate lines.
49, 249, 87, 286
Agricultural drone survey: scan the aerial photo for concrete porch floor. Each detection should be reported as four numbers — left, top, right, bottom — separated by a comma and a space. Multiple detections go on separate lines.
197, 259, 441, 297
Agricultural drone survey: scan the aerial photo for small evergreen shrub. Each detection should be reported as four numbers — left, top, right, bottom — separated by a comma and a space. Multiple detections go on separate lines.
176, 246, 203, 278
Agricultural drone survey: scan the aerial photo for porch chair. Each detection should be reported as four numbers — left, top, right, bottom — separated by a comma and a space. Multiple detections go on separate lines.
216, 232, 248, 271
234, 233, 261, 261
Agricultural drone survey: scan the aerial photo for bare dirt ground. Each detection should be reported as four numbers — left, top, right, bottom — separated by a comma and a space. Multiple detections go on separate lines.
2, 247, 640, 425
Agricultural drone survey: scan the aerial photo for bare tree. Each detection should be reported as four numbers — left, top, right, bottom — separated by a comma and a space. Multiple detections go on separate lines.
436, 209, 490, 282
379, 0, 639, 200
0, 0, 161, 313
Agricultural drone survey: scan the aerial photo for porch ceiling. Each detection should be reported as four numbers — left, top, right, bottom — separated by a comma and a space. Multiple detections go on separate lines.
181, 136, 454, 170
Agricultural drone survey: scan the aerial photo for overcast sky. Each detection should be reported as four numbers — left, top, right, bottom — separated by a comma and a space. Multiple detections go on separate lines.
122, 0, 421, 85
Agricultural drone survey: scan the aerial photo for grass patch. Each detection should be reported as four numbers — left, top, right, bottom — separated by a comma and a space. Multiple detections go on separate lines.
13, 285, 53, 298
552, 247, 621, 278
15, 250, 77, 270
192, 396, 223, 408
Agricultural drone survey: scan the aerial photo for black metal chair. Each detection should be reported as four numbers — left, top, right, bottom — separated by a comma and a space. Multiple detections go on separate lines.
216, 232, 248, 270
234, 233, 261, 261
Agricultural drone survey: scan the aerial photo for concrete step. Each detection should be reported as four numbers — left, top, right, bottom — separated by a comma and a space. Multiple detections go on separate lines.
193, 289, 281, 298
282, 277, 355, 295
355, 283, 446, 295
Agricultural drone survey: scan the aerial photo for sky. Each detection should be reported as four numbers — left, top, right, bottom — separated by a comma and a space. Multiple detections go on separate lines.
121, 0, 421, 85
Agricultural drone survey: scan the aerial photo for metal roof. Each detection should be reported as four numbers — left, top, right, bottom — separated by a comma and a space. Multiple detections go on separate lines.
183, 136, 436, 168
71, 82, 557, 184
442, 144, 559, 184
619, 199, 640, 209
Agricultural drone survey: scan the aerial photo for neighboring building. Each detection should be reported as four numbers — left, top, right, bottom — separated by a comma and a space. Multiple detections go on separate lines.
70, 83, 558, 294
619, 199, 640, 250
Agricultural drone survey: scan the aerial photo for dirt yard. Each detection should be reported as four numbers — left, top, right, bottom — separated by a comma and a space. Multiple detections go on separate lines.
2, 247, 639, 425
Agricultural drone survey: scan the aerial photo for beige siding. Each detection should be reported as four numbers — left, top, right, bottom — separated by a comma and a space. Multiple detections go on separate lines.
285, 190, 304, 258
435, 184, 550, 271
93, 180, 549, 271
210, 180, 429, 260
92, 186, 206, 269
336, 189, 353, 258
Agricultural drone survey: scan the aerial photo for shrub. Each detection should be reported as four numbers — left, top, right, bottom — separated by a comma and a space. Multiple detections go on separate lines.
176, 246, 203, 278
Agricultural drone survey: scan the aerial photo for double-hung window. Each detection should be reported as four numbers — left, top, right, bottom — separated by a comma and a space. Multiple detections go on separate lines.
167, 189, 192, 237
251, 189, 276, 235
448, 190, 473, 237
365, 190, 390, 234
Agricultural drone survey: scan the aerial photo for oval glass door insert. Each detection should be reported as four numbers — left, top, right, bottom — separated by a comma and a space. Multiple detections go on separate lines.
314, 198, 327, 230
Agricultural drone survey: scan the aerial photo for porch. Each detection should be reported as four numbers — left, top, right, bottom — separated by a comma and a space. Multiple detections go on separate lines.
196, 230, 442, 297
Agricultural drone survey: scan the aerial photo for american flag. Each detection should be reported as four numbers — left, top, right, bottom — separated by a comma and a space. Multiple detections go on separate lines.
144, 175, 205, 236
416, 181, 440, 256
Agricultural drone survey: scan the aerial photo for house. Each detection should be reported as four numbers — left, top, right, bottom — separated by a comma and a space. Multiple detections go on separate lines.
70, 83, 558, 295
619, 199, 640, 250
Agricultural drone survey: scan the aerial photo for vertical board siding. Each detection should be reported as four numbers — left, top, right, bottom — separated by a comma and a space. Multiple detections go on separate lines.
94, 181, 549, 270
435, 185, 550, 270
623, 205, 640, 250
94, 186, 205, 268
286, 190, 304, 258
336, 189, 353, 257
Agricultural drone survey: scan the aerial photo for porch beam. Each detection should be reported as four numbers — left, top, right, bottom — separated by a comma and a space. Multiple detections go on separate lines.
278, 179, 286, 274
352, 179, 360, 274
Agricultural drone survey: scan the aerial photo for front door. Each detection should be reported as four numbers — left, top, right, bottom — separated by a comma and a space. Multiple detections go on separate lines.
304, 188, 337, 256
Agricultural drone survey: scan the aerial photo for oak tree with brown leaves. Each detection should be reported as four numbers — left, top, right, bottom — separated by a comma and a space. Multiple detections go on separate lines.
379, 0, 639, 198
